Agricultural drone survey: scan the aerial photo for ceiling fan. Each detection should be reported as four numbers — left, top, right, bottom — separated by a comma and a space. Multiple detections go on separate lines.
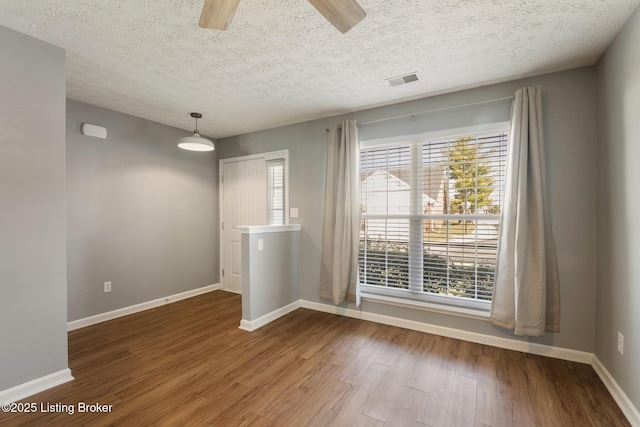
198, 0, 367, 34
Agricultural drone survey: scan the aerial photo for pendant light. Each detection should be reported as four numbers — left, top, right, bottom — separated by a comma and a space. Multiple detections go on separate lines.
178, 112, 214, 152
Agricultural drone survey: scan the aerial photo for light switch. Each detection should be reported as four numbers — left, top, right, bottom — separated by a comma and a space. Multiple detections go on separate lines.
258, 238, 264, 251
290, 208, 299, 218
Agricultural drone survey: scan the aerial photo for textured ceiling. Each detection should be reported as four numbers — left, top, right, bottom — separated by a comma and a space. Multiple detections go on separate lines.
0, 0, 638, 138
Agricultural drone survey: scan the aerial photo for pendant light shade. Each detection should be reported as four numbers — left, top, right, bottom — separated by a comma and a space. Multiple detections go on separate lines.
178, 112, 214, 152
178, 133, 214, 151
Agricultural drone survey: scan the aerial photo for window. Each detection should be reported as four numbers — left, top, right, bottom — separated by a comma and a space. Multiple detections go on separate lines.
267, 157, 286, 225
359, 130, 508, 310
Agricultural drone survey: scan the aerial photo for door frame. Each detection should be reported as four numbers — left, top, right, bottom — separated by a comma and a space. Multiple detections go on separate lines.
219, 150, 289, 291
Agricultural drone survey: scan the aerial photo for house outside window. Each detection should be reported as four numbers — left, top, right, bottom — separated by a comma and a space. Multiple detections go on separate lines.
359, 130, 508, 310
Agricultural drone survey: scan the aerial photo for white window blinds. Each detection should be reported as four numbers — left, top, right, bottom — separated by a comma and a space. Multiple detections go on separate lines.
266, 158, 285, 225
359, 131, 508, 308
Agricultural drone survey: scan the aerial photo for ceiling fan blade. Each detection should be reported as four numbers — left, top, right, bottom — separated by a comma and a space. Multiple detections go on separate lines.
199, 0, 241, 30
307, 0, 366, 33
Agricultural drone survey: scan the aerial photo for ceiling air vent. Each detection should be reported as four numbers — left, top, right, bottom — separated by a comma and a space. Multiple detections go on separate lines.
386, 72, 419, 87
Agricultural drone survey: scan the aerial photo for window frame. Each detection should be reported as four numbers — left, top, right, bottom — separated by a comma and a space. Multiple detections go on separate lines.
266, 157, 287, 226
359, 123, 509, 312
263, 150, 289, 226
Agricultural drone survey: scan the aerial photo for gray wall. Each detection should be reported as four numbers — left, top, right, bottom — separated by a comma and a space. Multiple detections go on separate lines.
217, 67, 599, 353
66, 100, 218, 321
241, 230, 300, 321
0, 26, 69, 390
596, 5, 640, 410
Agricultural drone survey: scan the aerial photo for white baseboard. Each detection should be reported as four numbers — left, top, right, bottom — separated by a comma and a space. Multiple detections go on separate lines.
68, 284, 220, 331
300, 300, 640, 422
299, 299, 593, 364
239, 300, 302, 332
592, 356, 640, 427
0, 369, 74, 404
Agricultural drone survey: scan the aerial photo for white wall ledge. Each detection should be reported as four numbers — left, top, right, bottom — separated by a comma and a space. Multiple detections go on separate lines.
361, 292, 490, 321
238, 224, 301, 234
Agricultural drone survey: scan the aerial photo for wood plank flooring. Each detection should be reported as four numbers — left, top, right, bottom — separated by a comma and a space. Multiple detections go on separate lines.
0, 291, 630, 426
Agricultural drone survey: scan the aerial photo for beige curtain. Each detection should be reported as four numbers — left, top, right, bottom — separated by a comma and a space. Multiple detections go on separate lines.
320, 120, 361, 305
490, 87, 560, 336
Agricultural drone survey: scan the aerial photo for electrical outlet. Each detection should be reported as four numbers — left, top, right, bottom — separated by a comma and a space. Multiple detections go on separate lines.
617, 332, 624, 355
258, 238, 264, 251
104, 281, 112, 293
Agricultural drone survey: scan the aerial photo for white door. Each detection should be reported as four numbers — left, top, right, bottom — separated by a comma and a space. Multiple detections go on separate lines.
221, 159, 267, 293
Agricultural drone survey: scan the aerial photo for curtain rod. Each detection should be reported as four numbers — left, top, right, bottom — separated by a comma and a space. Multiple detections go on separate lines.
325, 95, 514, 131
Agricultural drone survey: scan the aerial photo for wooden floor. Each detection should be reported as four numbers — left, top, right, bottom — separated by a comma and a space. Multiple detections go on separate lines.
1, 291, 629, 426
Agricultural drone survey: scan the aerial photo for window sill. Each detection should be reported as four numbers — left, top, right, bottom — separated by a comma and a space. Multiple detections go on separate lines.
361, 292, 491, 321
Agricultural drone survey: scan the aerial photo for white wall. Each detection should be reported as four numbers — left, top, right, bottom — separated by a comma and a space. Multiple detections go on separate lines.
0, 26, 69, 391
596, 4, 640, 412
